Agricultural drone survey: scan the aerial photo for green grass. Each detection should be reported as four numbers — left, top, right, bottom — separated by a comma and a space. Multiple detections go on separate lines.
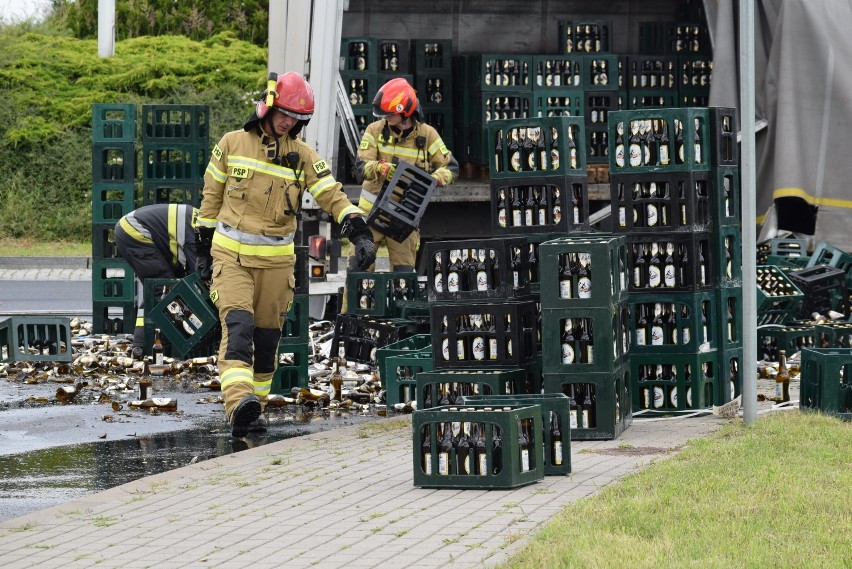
0, 238, 90, 256
502, 412, 852, 569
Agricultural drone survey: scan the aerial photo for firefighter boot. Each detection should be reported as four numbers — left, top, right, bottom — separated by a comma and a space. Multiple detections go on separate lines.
248, 413, 268, 433
228, 395, 262, 438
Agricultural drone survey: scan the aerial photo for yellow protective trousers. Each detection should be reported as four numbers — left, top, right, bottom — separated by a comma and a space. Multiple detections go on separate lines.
210, 255, 295, 418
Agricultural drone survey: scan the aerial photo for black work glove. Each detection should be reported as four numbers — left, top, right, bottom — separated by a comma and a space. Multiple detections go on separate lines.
343, 215, 377, 271
195, 227, 215, 282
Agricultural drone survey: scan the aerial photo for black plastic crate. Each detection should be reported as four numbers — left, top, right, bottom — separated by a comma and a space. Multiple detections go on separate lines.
490, 176, 589, 236
627, 91, 679, 110
788, 265, 849, 319
586, 125, 610, 164
626, 232, 715, 292
366, 160, 437, 242
610, 170, 712, 233
331, 314, 410, 365
424, 237, 531, 301
430, 300, 538, 370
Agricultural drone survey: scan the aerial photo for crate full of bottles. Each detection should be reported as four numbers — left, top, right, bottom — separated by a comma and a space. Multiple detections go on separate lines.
430, 300, 538, 370
628, 292, 718, 355
532, 91, 584, 119
756, 265, 804, 325
799, 348, 852, 421
532, 55, 584, 89
412, 404, 545, 488
608, 107, 711, 174
465, 54, 533, 91
490, 177, 589, 236
610, 170, 713, 233
627, 233, 715, 293
630, 350, 717, 413
581, 54, 625, 90
416, 368, 528, 410
559, 20, 612, 54
541, 305, 629, 375
425, 237, 531, 302
488, 117, 585, 180
538, 235, 629, 308
461, 393, 571, 475
542, 364, 632, 440
345, 271, 418, 317
148, 273, 219, 359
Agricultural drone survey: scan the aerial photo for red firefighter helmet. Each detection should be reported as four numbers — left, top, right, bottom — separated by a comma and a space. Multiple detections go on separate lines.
372, 77, 418, 118
256, 72, 315, 121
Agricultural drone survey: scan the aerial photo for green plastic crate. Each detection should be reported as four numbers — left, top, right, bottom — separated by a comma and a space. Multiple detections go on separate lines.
629, 350, 717, 413
757, 324, 815, 362
806, 241, 852, 286
149, 273, 219, 359
799, 348, 852, 421
412, 404, 544, 489
460, 393, 572, 475
416, 368, 526, 410
384, 351, 434, 406
376, 334, 432, 387
488, 116, 586, 179
271, 342, 309, 394
541, 304, 629, 374
538, 235, 628, 309
0, 317, 72, 363
346, 271, 418, 317
91, 259, 135, 303
141, 104, 209, 143
756, 265, 804, 325
814, 321, 852, 349
542, 364, 632, 440
92, 182, 136, 224
717, 345, 743, 404
609, 107, 710, 173
281, 295, 310, 343
628, 291, 718, 355
92, 103, 136, 143
92, 300, 136, 335
715, 287, 744, 349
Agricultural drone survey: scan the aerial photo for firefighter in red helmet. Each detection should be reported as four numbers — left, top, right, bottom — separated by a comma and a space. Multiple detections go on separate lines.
196, 72, 376, 437
352, 77, 458, 274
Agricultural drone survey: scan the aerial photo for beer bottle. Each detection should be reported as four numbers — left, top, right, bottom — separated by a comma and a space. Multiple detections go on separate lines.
486, 314, 499, 360
674, 119, 685, 164
456, 421, 471, 475
550, 411, 563, 466
519, 418, 531, 472
776, 349, 791, 403
581, 319, 594, 364
511, 188, 523, 227
693, 117, 703, 165
456, 315, 468, 361
648, 242, 662, 288
422, 425, 433, 474
634, 243, 648, 288
471, 314, 486, 360
433, 252, 445, 293
438, 422, 453, 475
658, 121, 670, 166
510, 246, 522, 288
497, 188, 508, 228
567, 125, 578, 169
551, 188, 562, 224
494, 129, 503, 173
664, 242, 677, 288
522, 128, 536, 171
550, 127, 560, 170
572, 184, 582, 225
491, 425, 503, 474
576, 252, 592, 299
528, 243, 539, 284
636, 305, 648, 346
559, 253, 574, 299
561, 318, 576, 364
628, 121, 642, 167
475, 250, 489, 292
505, 314, 513, 357
614, 122, 625, 168
508, 129, 521, 172
472, 423, 487, 475
534, 186, 546, 226
330, 358, 343, 401
153, 328, 164, 365
651, 303, 665, 346
536, 129, 548, 170
447, 250, 461, 293
524, 185, 535, 226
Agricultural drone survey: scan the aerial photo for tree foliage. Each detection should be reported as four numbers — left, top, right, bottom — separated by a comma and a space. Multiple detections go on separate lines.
50, 0, 270, 46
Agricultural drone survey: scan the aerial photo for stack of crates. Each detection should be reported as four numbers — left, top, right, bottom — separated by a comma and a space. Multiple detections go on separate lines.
454, 53, 534, 166
140, 104, 209, 207
340, 37, 381, 136
272, 246, 311, 394
413, 39, 454, 145
91, 104, 138, 334
556, 19, 624, 171
538, 235, 632, 439
608, 106, 743, 411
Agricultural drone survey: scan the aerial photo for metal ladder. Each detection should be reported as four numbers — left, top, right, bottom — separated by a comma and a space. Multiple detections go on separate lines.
336, 73, 361, 163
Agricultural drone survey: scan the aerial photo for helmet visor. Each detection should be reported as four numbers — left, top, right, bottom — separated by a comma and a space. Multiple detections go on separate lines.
274, 105, 312, 121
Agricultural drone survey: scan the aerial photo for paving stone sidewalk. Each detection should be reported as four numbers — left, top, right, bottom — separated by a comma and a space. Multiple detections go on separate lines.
0, 412, 728, 569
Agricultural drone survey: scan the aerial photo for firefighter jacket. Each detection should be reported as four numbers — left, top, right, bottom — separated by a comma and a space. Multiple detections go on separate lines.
198, 128, 363, 268
117, 203, 198, 274
355, 119, 458, 212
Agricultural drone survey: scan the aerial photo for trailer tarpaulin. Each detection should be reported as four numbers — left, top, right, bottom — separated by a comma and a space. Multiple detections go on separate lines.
709, 0, 852, 250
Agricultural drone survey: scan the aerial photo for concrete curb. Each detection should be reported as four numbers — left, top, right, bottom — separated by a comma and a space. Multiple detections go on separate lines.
0, 257, 91, 270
